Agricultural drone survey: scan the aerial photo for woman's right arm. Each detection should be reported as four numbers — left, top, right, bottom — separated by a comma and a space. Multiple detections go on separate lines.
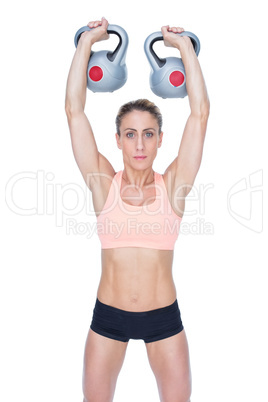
65, 18, 115, 190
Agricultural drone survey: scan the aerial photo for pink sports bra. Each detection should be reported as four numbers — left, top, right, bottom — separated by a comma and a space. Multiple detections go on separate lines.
97, 171, 182, 250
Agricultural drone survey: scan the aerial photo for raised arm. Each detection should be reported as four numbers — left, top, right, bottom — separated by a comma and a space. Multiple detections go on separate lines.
162, 26, 210, 215
65, 18, 115, 190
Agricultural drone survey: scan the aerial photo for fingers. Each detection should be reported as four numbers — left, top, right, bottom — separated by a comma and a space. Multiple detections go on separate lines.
168, 26, 184, 33
161, 25, 185, 49
83, 17, 109, 45
87, 17, 109, 29
162, 25, 184, 34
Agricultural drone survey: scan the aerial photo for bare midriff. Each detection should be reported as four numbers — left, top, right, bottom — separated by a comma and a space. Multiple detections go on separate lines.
97, 247, 177, 312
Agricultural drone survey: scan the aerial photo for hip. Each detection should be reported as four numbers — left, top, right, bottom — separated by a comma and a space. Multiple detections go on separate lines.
90, 297, 184, 343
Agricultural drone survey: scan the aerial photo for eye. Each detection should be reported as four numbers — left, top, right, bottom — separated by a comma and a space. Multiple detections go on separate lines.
145, 132, 153, 138
126, 132, 134, 138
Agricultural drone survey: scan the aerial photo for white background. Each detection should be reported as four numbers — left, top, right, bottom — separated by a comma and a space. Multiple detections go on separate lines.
1, 0, 267, 401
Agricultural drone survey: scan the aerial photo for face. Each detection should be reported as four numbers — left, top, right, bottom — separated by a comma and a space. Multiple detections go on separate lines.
115, 110, 163, 170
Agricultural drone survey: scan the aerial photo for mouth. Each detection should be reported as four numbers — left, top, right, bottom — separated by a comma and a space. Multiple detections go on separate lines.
134, 156, 147, 160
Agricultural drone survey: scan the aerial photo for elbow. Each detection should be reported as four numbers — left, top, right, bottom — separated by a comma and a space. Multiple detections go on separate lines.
65, 94, 73, 120
204, 98, 210, 116
65, 102, 71, 119
65, 102, 73, 121
65, 100, 82, 121
201, 100, 210, 122
200, 94, 210, 118
65, 90, 85, 120
194, 99, 210, 123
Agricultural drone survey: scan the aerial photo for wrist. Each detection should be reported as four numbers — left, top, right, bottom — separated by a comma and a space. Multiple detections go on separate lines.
174, 36, 191, 52
78, 31, 95, 48
176, 38, 197, 64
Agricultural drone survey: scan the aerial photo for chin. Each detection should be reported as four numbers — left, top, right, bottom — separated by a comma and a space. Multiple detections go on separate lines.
134, 161, 154, 171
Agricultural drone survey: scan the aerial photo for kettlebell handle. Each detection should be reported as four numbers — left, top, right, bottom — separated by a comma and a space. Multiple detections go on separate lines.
144, 31, 201, 70
74, 24, 129, 63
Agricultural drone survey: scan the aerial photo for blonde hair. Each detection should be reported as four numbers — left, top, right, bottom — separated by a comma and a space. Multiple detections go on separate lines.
116, 99, 163, 135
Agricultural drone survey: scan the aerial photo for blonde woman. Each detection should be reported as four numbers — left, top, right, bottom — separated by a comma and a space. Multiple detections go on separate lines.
65, 17, 209, 402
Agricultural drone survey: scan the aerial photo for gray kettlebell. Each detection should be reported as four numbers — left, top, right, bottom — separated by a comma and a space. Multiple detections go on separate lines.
74, 24, 129, 92
144, 31, 200, 98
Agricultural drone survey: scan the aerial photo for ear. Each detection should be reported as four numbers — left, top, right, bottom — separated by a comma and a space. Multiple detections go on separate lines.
115, 133, 122, 149
158, 132, 163, 148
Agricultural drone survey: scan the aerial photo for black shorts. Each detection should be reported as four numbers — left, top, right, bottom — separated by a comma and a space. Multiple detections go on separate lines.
90, 298, 184, 343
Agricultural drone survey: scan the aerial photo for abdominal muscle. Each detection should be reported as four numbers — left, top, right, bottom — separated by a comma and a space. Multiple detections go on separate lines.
97, 247, 177, 312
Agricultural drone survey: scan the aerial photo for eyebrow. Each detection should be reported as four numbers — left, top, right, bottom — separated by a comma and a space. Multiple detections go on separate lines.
123, 128, 157, 132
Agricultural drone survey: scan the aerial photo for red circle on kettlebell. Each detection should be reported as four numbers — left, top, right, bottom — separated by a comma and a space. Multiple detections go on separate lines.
169, 71, 184, 87
89, 66, 103, 82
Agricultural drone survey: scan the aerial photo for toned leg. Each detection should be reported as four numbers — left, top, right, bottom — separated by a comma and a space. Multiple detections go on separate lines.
83, 329, 128, 402
146, 330, 191, 402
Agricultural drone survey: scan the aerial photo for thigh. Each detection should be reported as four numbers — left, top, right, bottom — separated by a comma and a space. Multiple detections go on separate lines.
146, 330, 192, 402
83, 329, 128, 402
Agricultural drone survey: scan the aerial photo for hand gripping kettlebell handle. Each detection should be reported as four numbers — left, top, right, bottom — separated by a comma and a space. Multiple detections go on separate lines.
144, 31, 201, 71
74, 24, 129, 64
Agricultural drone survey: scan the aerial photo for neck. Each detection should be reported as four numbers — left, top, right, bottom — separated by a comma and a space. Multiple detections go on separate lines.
122, 167, 155, 188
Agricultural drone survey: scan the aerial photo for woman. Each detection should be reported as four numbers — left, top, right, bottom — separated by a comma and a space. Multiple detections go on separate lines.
65, 17, 209, 402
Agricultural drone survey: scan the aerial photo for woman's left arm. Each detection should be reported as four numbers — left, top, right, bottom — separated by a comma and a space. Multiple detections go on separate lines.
163, 26, 210, 204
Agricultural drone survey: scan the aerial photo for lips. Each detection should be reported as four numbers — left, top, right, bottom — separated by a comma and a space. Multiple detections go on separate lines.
134, 156, 147, 160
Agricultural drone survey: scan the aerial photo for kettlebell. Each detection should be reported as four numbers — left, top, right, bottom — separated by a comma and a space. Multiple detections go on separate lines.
74, 24, 129, 92
144, 31, 200, 98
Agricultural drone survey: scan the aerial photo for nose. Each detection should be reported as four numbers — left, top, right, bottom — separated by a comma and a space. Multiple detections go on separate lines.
136, 135, 144, 151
